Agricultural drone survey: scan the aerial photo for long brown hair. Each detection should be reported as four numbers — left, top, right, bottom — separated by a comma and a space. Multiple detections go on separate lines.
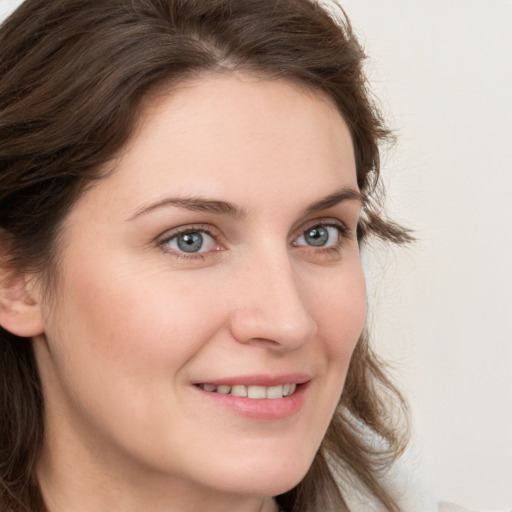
0, 1, 411, 511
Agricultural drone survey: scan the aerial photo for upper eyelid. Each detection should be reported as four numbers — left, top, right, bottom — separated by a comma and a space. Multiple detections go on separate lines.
291, 217, 350, 240
156, 223, 221, 243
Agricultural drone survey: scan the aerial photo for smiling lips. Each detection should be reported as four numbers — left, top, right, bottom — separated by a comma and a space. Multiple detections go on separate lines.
197, 383, 297, 399
194, 374, 310, 419
196, 382, 307, 420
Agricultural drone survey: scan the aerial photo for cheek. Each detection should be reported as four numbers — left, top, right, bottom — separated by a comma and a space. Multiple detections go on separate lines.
39, 261, 228, 451
310, 262, 367, 364
58, 268, 223, 371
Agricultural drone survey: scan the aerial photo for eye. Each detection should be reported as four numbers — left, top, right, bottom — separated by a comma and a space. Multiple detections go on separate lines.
294, 224, 344, 248
161, 229, 218, 254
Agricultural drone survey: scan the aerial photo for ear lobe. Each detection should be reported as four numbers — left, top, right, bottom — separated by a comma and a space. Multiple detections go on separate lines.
0, 273, 44, 338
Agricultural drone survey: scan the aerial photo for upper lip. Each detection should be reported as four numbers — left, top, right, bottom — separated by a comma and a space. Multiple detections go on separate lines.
194, 373, 311, 387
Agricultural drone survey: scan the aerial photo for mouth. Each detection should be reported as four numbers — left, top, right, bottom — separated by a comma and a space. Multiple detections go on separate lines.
195, 383, 298, 399
192, 375, 310, 420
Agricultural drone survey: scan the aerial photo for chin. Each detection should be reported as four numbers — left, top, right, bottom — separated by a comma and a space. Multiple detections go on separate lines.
213, 470, 308, 499
199, 447, 316, 498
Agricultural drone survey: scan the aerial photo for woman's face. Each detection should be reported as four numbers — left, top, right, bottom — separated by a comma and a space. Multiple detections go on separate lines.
33, 74, 366, 506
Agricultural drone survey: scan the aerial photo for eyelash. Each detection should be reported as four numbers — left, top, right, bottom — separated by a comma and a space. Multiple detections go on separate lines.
293, 220, 350, 255
158, 224, 221, 260
157, 219, 351, 260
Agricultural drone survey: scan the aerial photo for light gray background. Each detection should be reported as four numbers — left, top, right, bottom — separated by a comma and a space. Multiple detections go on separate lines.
337, 1, 512, 509
1, 0, 511, 509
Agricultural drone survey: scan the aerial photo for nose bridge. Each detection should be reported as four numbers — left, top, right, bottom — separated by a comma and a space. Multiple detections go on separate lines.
229, 243, 317, 349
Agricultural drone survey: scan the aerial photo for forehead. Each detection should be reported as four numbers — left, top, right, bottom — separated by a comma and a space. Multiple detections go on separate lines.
76, 72, 357, 218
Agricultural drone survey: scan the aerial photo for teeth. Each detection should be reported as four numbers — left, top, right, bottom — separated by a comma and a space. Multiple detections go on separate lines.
247, 385, 267, 399
198, 383, 298, 399
231, 385, 247, 397
266, 385, 283, 399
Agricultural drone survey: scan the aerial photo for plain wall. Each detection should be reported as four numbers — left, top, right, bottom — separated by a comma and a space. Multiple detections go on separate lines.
338, 1, 512, 510
1, 0, 511, 509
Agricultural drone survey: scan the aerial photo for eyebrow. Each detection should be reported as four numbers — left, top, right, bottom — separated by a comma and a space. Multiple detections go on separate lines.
303, 187, 364, 215
127, 196, 246, 221
127, 186, 363, 221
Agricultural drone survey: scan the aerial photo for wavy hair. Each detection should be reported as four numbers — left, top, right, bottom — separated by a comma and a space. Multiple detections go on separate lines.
0, 1, 411, 510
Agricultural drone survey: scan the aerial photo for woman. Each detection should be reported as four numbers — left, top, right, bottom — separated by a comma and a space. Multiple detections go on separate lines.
0, 1, 412, 511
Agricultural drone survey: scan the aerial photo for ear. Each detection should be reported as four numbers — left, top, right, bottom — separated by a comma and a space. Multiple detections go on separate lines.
0, 271, 44, 338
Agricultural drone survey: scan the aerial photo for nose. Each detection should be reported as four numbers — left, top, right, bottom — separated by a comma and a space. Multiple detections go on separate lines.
227, 249, 317, 351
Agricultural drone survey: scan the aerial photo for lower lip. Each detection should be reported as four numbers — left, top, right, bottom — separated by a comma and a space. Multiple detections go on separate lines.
194, 383, 308, 421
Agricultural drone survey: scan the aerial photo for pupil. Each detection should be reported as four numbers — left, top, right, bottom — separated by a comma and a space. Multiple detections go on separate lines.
177, 232, 203, 252
305, 226, 328, 246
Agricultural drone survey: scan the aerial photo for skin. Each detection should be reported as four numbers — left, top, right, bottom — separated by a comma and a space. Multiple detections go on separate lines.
25, 73, 367, 512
